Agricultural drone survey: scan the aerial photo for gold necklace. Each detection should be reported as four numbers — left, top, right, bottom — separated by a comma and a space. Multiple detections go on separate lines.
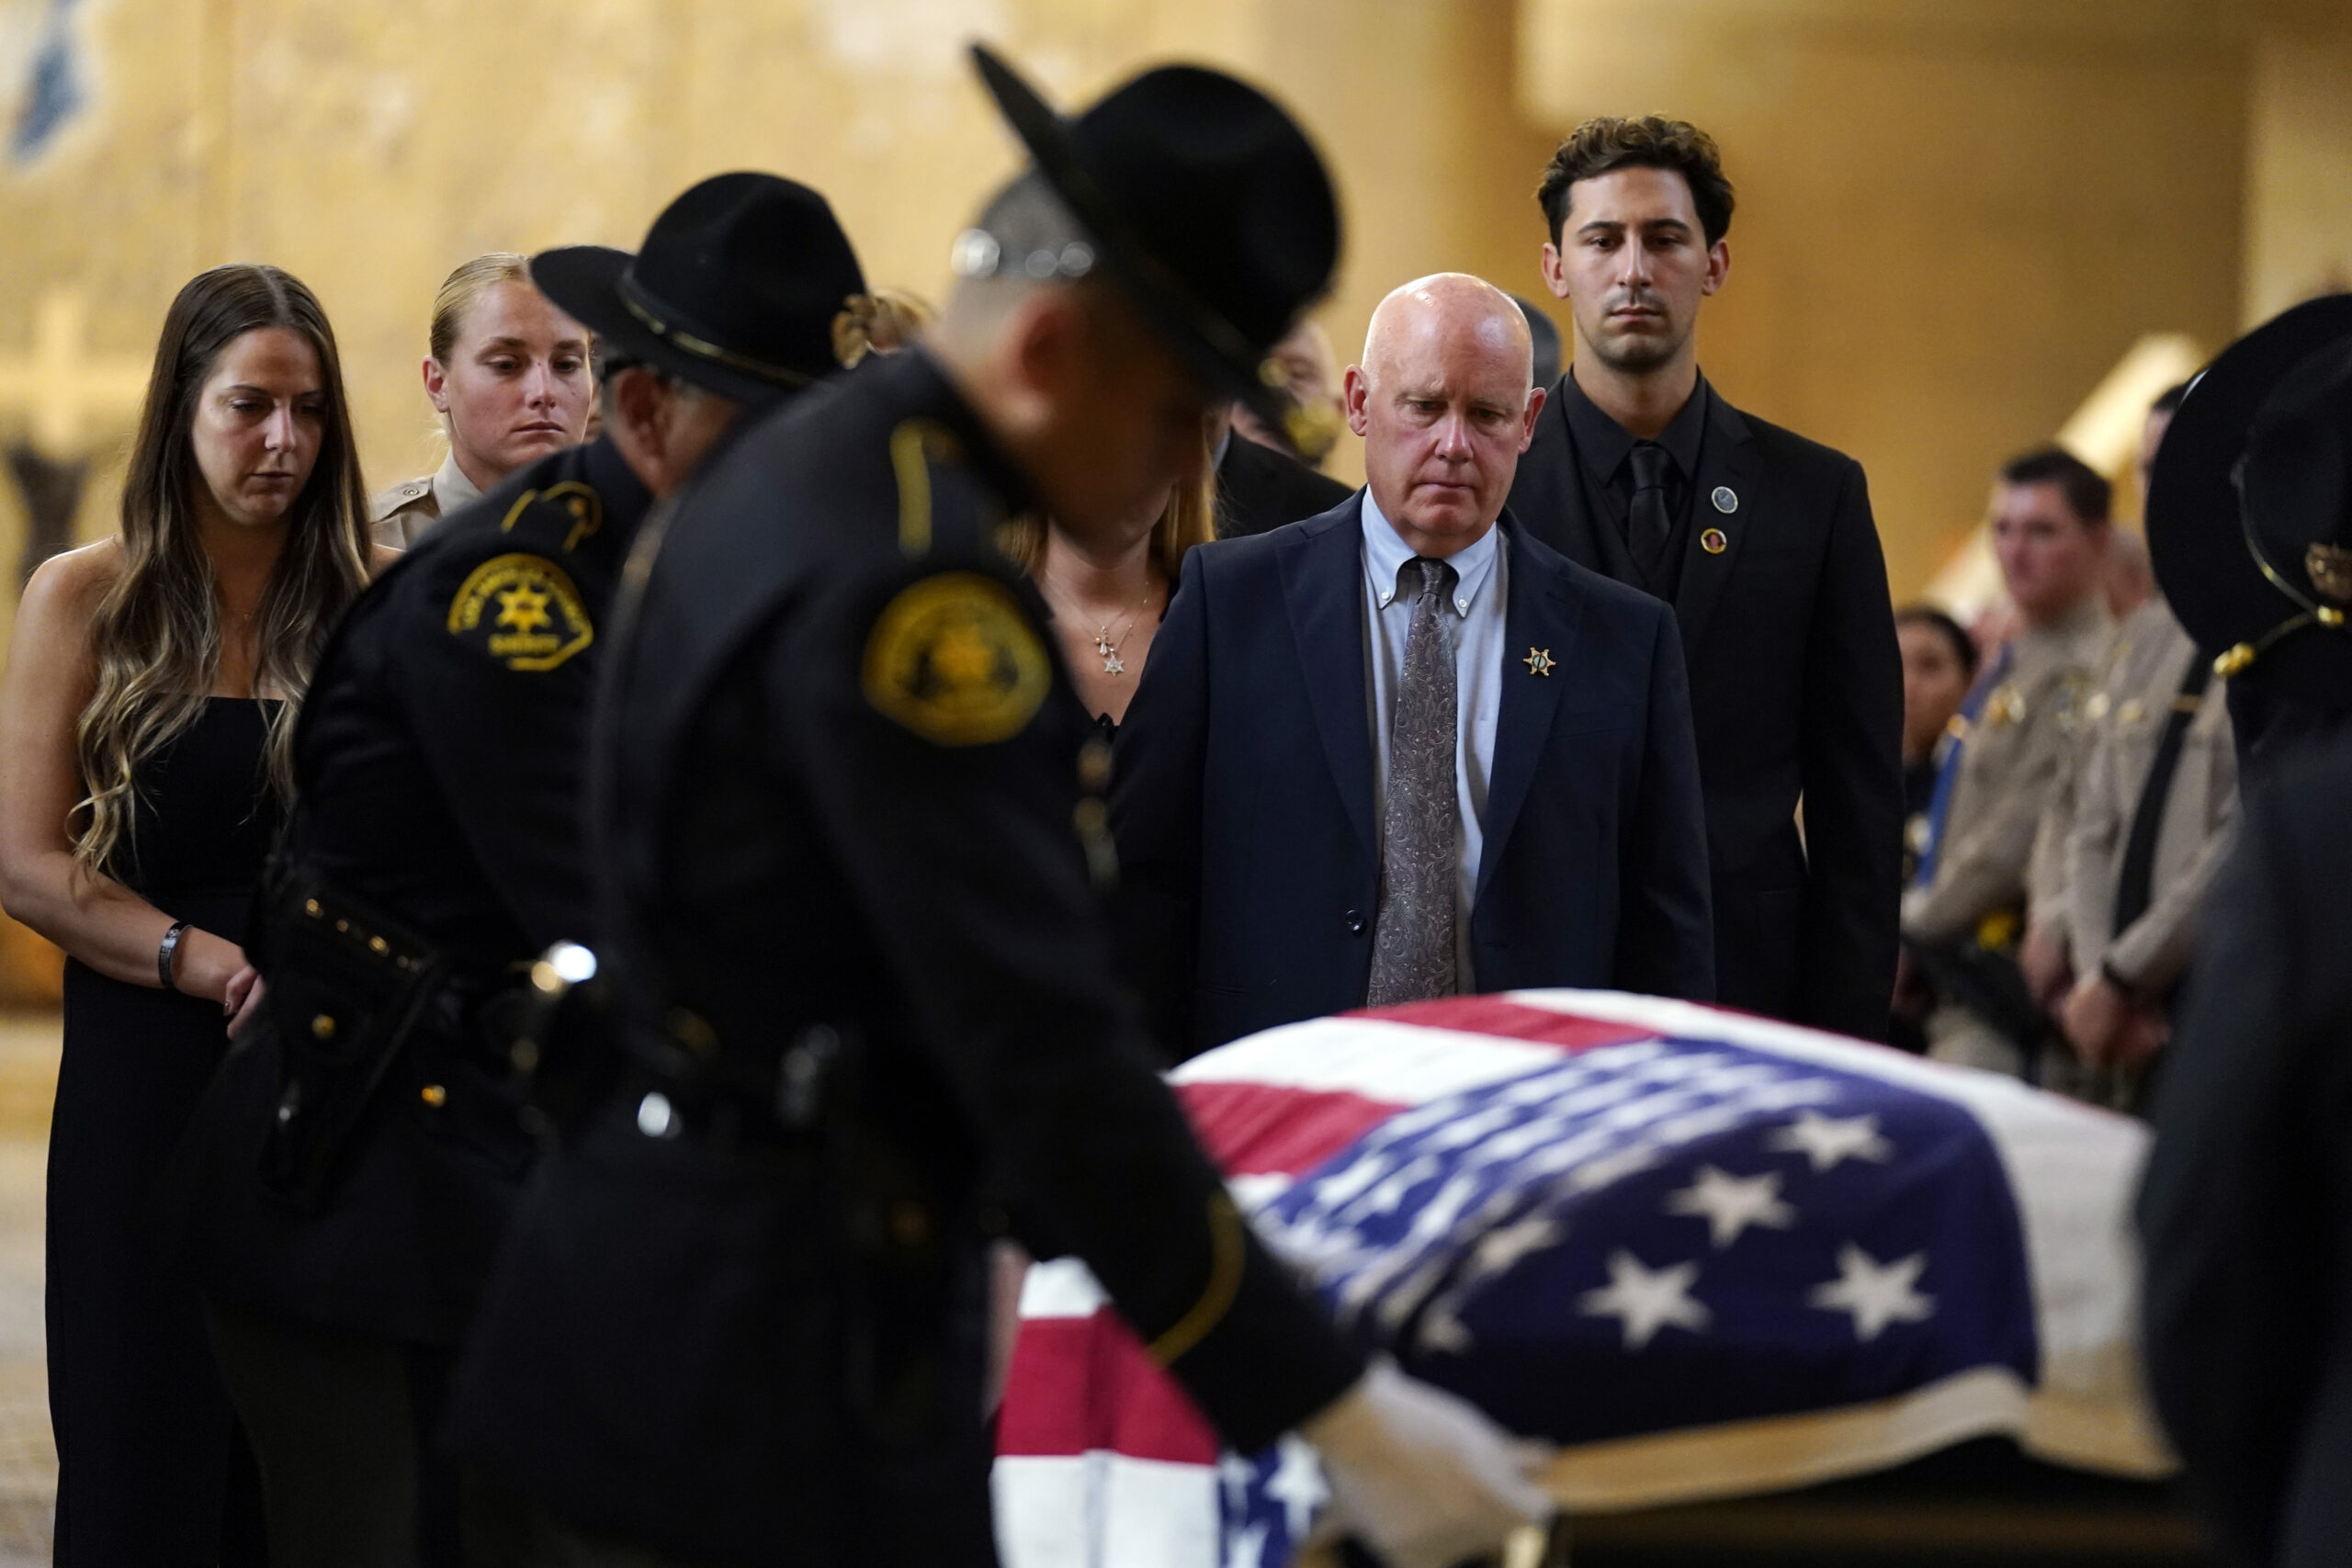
1043, 572, 1159, 676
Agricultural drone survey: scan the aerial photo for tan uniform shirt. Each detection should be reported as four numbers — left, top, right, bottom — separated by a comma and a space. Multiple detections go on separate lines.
1903, 595, 2111, 945
369, 452, 482, 549
2042, 598, 2236, 995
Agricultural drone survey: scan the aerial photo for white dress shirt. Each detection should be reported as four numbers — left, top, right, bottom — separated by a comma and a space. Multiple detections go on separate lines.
1360, 488, 1509, 981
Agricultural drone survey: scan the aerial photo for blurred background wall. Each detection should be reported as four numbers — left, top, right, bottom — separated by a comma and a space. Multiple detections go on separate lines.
0, 0, 2348, 991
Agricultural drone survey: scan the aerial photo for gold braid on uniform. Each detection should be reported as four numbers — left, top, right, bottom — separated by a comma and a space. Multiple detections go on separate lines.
2213, 499, 2352, 677
833, 288, 937, 369
1146, 1190, 1246, 1368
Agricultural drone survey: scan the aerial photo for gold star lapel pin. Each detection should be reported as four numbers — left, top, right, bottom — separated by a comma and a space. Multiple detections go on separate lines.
1523, 647, 1555, 677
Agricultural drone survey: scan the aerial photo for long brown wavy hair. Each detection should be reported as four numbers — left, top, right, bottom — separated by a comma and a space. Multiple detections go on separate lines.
72, 265, 371, 878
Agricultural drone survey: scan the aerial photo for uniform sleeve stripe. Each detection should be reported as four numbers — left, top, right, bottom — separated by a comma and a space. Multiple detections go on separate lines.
1146, 1190, 1246, 1368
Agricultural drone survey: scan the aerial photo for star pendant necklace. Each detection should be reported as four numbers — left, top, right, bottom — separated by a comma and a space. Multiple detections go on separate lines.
1047, 574, 1158, 677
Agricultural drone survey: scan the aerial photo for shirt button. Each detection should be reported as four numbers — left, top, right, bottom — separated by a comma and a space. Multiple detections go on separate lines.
1344, 909, 1365, 934
1455, 599, 1468, 613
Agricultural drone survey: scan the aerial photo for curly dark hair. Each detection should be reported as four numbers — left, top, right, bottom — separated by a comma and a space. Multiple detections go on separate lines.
1536, 117, 1736, 249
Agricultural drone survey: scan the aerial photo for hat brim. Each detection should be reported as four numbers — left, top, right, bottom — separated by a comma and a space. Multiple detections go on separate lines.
2148, 293, 2352, 706
969, 45, 1294, 429
529, 243, 806, 410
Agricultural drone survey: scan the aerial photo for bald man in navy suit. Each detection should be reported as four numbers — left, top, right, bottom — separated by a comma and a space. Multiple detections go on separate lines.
1114, 273, 1713, 1060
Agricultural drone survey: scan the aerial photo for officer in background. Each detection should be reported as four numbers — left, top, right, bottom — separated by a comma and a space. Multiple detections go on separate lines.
178, 175, 868, 1566
449, 46, 1548, 1568
2139, 294, 2352, 1568
1901, 446, 2113, 1078
371, 254, 596, 548
2020, 389, 2237, 1109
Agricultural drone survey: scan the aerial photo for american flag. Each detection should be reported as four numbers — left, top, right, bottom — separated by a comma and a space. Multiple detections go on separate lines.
994, 990, 2171, 1568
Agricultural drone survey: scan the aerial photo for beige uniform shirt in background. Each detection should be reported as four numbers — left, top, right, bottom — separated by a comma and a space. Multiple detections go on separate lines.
2040, 598, 2237, 996
368, 451, 482, 549
1903, 594, 2112, 946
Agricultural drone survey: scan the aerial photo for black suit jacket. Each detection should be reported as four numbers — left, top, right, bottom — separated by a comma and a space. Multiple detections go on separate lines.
1213, 432, 1354, 539
1114, 494, 1713, 1059
1508, 375, 1903, 1040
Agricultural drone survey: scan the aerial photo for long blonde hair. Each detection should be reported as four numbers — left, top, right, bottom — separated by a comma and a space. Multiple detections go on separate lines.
72, 265, 371, 878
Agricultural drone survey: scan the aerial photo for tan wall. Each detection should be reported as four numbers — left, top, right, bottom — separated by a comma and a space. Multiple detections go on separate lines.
0, 0, 2314, 646
1516, 0, 2249, 600
2244, 2, 2352, 325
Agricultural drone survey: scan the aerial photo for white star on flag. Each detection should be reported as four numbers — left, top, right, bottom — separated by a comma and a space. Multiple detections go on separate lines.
1224, 1522, 1270, 1568
1664, 1166, 1798, 1248
1466, 1214, 1560, 1280
1808, 1244, 1935, 1340
1767, 1111, 1894, 1172
1262, 1434, 1329, 1542
1577, 1249, 1710, 1350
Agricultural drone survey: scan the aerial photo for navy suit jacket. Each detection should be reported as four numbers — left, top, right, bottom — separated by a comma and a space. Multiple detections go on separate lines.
1112, 493, 1714, 1060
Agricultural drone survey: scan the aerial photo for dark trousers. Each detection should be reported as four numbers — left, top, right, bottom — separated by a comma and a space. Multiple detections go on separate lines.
205, 1300, 529, 1568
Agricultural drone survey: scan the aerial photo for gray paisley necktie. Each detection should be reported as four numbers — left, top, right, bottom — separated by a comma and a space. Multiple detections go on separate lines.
1368, 556, 1459, 1006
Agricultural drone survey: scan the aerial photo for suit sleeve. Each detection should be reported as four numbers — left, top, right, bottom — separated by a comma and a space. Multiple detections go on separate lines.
399, 558, 597, 948
777, 558, 1363, 1452
1795, 459, 1905, 1038
1617, 601, 1715, 1002
2138, 761, 2347, 1567
1106, 547, 1212, 1061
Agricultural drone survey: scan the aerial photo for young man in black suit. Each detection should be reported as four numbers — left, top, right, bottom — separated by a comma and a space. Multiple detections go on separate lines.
1507, 117, 1903, 1042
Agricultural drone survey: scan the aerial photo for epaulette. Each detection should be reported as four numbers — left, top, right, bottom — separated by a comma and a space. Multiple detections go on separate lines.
368, 476, 433, 524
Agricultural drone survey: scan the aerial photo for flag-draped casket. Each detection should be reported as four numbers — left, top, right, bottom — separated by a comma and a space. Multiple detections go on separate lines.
993, 991, 2172, 1568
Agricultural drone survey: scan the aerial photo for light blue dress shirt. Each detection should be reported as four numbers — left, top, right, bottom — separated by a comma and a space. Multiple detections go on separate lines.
1360, 487, 1509, 983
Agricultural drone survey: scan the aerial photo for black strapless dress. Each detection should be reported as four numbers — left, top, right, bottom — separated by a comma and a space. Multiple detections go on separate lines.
49, 698, 272, 1564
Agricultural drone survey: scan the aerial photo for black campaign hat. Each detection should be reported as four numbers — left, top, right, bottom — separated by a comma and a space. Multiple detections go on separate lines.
531, 173, 867, 409
964, 44, 1340, 424
2149, 294, 2352, 707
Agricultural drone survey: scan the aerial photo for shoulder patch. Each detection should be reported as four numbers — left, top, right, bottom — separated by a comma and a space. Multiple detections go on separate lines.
861, 572, 1049, 746
446, 552, 594, 671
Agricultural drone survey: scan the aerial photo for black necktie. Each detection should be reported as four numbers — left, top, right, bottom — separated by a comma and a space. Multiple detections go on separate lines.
1627, 441, 1674, 586
2111, 651, 2216, 936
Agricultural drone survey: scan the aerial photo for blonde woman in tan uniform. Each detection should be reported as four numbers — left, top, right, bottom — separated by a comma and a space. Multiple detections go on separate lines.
370, 253, 595, 547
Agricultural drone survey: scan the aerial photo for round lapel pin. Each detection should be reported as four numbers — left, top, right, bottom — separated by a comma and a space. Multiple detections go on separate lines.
1701, 527, 1729, 555
1712, 485, 1738, 513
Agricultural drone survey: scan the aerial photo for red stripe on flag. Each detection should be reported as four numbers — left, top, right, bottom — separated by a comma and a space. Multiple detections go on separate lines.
997, 1310, 1220, 1464
1176, 1081, 1401, 1176
1345, 995, 1656, 1051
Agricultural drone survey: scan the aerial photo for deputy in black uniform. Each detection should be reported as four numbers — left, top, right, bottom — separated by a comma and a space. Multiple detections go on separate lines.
177, 174, 868, 1567
2138, 295, 2352, 1568
448, 46, 1550, 1568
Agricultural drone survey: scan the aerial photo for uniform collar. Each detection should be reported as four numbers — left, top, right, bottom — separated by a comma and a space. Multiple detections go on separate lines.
1558, 365, 1709, 480
433, 449, 485, 512
1361, 482, 1501, 617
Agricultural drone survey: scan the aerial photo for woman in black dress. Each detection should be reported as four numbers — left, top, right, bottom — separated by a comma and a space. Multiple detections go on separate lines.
0, 264, 386, 1563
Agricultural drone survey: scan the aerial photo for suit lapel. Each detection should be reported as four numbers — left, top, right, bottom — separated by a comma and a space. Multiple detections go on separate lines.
1671, 391, 1760, 659
1278, 504, 1377, 858
1476, 517, 1583, 903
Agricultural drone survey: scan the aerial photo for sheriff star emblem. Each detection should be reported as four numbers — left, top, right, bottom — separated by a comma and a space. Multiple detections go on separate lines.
1523, 647, 1555, 677
447, 553, 594, 671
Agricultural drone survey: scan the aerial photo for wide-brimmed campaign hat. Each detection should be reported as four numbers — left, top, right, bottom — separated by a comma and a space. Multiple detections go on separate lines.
531, 173, 867, 409
962, 44, 1340, 425
2149, 293, 2352, 707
